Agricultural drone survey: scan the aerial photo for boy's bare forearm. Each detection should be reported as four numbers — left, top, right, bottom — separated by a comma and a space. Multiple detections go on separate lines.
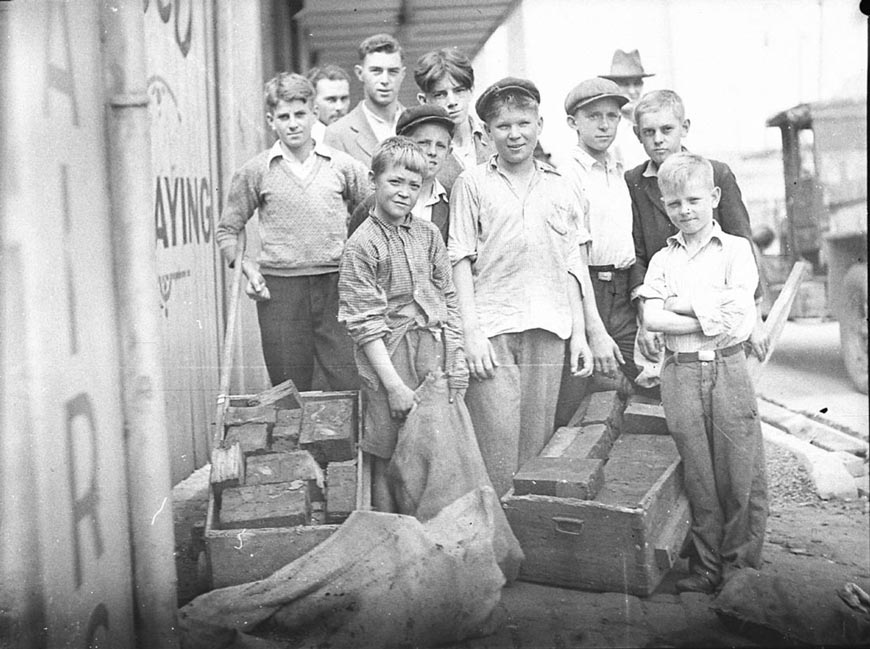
361, 338, 404, 390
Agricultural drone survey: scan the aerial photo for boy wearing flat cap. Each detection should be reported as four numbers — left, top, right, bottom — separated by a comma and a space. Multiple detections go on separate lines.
557, 77, 642, 421
348, 104, 455, 242
448, 77, 618, 495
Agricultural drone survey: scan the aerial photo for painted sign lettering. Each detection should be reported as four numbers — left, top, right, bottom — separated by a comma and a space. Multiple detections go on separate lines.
153, 175, 213, 248
144, 0, 192, 58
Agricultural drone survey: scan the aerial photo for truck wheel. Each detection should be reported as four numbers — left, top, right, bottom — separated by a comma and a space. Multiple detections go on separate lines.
840, 263, 868, 394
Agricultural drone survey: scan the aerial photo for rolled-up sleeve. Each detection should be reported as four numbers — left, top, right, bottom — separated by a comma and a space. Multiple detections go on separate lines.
337, 240, 389, 347
447, 172, 479, 265
690, 237, 758, 336
636, 249, 669, 302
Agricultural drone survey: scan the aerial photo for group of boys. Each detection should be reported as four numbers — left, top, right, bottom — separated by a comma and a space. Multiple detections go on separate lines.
215, 35, 769, 596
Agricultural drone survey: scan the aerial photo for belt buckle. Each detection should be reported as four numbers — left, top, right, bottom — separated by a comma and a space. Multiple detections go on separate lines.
597, 271, 613, 282
698, 349, 715, 362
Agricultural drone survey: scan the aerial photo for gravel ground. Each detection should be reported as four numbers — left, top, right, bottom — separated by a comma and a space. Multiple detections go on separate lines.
764, 440, 821, 506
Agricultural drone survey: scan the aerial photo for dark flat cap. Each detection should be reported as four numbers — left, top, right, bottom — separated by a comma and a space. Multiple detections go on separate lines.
475, 77, 541, 121
396, 104, 455, 137
564, 77, 629, 115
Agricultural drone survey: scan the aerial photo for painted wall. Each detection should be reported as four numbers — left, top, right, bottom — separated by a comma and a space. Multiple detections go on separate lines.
1, 2, 137, 645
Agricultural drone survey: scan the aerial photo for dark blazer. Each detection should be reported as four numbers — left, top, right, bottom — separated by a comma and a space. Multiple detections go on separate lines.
436, 120, 493, 197
324, 101, 382, 167
347, 193, 450, 243
625, 158, 754, 292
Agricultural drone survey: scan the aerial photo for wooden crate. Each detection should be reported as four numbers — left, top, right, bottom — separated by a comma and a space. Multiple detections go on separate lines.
502, 390, 691, 597
204, 389, 371, 589
503, 434, 691, 596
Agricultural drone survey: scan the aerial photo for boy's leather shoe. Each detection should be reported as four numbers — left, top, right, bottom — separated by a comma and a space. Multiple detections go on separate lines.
675, 572, 719, 594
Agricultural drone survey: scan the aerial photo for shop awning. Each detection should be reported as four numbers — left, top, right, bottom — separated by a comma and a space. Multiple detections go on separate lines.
296, 0, 519, 106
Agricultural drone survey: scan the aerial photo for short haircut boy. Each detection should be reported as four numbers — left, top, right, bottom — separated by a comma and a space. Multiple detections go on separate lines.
657, 151, 714, 195
307, 63, 350, 87
370, 135, 427, 179
414, 48, 474, 94
451, 77, 600, 496
633, 89, 686, 127
264, 72, 314, 111
637, 151, 766, 595
358, 32, 403, 62
216, 73, 371, 393
339, 135, 467, 512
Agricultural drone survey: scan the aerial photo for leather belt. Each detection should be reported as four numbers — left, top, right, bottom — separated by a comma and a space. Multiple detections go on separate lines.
664, 342, 747, 364
588, 265, 629, 282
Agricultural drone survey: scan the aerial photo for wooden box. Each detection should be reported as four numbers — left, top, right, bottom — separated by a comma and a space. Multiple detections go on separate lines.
503, 433, 691, 596
205, 388, 371, 589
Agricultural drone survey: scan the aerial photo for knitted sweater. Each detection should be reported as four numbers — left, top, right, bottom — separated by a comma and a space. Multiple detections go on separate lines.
216, 142, 371, 276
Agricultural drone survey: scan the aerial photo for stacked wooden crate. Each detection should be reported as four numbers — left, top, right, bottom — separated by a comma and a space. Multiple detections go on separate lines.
205, 381, 370, 588
502, 391, 692, 597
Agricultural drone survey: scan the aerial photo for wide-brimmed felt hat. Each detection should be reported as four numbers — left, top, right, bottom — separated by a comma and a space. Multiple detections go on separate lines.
475, 77, 541, 120
600, 49, 655, 81
396, 105, 455, 137
564, 77, 629, 115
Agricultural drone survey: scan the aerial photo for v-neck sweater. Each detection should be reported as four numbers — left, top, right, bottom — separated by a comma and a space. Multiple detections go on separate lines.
216, 145, 370, 276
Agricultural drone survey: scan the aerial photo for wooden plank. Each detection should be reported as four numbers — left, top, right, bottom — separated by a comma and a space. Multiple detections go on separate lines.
622, 398, 669, 436
251, 379, 304, 410
326, 459, 358, 523
513, 457, 605, 500
748, 260, 811, 383
244, 451, 322, 486
224, 423, 270, 454
219, 483, 310, 529
205, 495, 339, 588
209, 442, 244, 488
299, 395, 357, 463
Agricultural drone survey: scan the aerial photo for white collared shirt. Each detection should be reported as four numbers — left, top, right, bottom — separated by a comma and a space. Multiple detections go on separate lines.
268, 139, 318, 179
637, 221, 758, 352
361, 101, 401, 143
452, 116, 486, 169
311, 120, 327, 147
563, 145, 635, 269
410, 178, 447, 222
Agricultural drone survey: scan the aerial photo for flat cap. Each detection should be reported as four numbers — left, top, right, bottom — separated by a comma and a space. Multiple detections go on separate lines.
475, 77, 541, 121
396, 104, 455, 137
564, 77, 629, 115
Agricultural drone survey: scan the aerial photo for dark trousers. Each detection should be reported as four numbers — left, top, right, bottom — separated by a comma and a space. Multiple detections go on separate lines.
257, 273, 359, 391
590, 269, 639, 382
555, 268, 639, 427
661, 349, 768, 581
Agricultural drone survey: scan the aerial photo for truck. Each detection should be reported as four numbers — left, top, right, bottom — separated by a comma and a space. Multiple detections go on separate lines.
766, 98, 867, 394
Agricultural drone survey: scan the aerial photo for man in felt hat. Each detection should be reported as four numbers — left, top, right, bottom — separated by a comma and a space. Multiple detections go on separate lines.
601, 48, 655, 168
448, 77, 618, 495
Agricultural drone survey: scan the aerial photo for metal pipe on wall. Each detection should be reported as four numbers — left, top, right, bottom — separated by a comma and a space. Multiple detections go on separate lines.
101, 1, 180, 647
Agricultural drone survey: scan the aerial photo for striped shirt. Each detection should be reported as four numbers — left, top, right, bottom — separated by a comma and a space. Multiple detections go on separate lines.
338, 211, 467, 391
637, 221, 758, 352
